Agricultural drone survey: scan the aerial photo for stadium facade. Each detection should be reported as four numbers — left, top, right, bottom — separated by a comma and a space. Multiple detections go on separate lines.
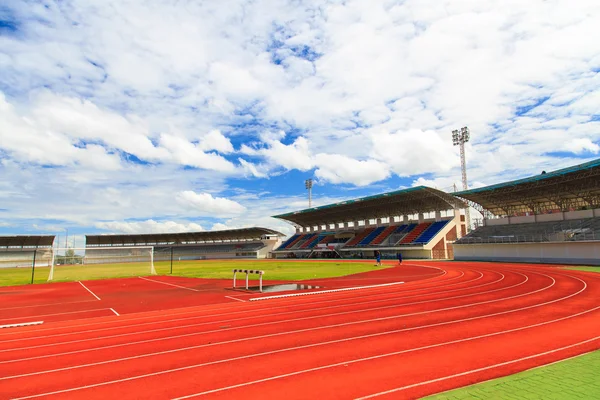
85, 227, 284, 261
453, 158, 600, 265
272, 186, 468, 260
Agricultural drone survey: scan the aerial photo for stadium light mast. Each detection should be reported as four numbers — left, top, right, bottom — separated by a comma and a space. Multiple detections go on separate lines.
452, 126, 471, 232
305, 179, 313, 208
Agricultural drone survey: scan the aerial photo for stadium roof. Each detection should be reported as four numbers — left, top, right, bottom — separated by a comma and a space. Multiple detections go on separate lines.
86, 227, 284, 246
273, 186, 466, 227
0, 235, 55, 249
455, 158, 600, 216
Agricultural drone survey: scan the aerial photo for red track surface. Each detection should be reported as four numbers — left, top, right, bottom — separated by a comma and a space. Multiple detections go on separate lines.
0, 261, 598, 399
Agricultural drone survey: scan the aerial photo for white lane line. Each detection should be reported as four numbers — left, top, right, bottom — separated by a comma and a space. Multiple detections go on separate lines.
110, 308, 120, 316
0, 266, 460, 340
78, 282, 101, 301
225, 296, 245, 302
174, 336, 600, 399
0, 321, 44, 329
0, 309, 112, 323
355, 336, 600, 399
0, 269, 517, 355
138, 276, 200, 292
0, 269, 566, 376
0, 267, 472, 343
12, 298, 598, 400
249, 282, 405, 301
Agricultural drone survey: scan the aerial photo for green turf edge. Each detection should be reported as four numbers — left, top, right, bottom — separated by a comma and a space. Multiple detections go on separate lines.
0, 260, 391, 287
422, 349, 600, 400
559, 266, 600, 274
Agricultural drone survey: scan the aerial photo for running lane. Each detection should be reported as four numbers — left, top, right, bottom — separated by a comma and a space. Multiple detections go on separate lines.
0, 263, 598, 400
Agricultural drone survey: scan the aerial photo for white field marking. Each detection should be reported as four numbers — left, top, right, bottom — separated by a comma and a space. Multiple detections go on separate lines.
0, 321, 43, 329
0, 268, 470, 344
1, 269, 563, 374
0, 300, 98, 311
354, 336, 600, 400
224, 296, 245, 302
249, 282, 405, 301
138, 276, 200, 292
0, 309, 113, 323
0, 269, 505, 358
78, 281, 101, 301
0, 265, 456, 341
0, 269, 512, 355
110, 309, 120, 316
13, 287, 597, 400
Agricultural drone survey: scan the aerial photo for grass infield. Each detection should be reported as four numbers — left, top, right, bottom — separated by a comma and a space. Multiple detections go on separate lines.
423, 350, 600, 400
0, 259, 389, 286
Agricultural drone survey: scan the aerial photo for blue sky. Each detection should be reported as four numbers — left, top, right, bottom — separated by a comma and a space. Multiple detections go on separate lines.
1, 0, 600, 242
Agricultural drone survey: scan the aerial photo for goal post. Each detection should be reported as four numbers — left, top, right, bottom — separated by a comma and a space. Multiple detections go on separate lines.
48, 246, 157, 282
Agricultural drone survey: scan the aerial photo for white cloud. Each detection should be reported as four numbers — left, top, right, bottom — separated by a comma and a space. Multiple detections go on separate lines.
95, 220, 204, 234
176, 191, 246, 216
197, 130, 234, 154
564, 138, 600, 154
2, 0, 600, 234
158, 134, 236, 172
314, 154, 390, 186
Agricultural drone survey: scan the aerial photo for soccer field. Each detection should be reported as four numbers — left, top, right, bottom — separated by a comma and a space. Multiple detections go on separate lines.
0, 259, 389, 287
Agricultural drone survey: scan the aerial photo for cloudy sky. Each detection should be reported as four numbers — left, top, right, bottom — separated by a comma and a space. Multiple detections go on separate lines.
1, 0, 599, 242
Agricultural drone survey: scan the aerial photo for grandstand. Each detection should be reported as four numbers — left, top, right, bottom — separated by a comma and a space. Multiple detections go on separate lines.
0, 235, 55, 268
454, 158, 600, 265
272, 186, 468, 259
85, 227, 284, 261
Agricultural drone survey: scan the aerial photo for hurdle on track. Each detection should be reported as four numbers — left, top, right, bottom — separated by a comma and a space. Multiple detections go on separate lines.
233, 269, 264, 292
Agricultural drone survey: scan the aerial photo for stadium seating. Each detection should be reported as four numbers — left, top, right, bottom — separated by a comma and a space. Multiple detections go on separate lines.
359, 226, 386, 245
412, 220, 449, 244
287, 234, 310, 249
278, 234, 300, 250
399, 222, 431, 244
456, 217, 600, 244
344, 228, 375, 247
300, 234, 323, 249
369, 225, 398, 245
295, 233, 316, 249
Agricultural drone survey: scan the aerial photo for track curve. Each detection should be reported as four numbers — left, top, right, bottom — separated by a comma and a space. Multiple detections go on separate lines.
0, 261, 598, 400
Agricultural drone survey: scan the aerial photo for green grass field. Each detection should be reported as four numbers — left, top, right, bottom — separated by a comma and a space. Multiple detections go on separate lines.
423, 350, 600, 400
0, 259, 388, 287
561, 266, 600, 273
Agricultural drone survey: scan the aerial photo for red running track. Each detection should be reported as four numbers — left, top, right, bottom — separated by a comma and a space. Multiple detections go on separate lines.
0, 261, 598, 399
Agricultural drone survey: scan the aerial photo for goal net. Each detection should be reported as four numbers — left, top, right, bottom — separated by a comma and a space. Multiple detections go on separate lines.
48, 246, 156, 282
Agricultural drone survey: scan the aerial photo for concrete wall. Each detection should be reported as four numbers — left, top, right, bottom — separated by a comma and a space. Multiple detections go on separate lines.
454, 241, 600, 265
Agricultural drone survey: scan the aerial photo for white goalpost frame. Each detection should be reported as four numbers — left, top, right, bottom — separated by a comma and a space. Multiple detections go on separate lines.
48, 246, 156, 281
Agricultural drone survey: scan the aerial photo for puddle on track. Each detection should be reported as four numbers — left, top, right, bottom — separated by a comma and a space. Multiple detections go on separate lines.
246, 283, 322, 293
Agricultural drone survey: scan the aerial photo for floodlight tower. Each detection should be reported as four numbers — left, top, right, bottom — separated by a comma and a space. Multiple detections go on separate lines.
452, 126, 471, 232
305, 179, 313, 208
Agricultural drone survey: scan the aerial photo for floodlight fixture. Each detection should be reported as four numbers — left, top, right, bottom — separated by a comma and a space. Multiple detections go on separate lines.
305, 179, 313, 208
451, 126, 471, 233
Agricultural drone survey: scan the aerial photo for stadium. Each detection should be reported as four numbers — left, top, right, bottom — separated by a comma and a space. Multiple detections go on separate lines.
0, 157, 599, 399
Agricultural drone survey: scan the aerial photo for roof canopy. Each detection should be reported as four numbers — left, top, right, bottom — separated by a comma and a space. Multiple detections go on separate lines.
455, 158, 600, 216
0, 235, 56, 249
86, 227, 284, 246
273, 186, 465, 227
